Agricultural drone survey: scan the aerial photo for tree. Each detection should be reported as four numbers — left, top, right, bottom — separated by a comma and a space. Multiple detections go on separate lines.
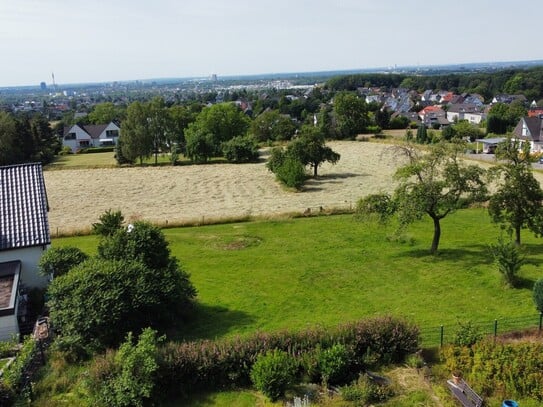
533, 278, 543, 313
332, 92, 369, 139
185, 127, 215, 163
87, 102, 125, 124
0, 112, 22, 165
488, 137, 543, 245
88, 328, 162, 407
222, 135, 259, 163
119, 101, 154, 164
415, 124, 428, 144
393, 142, 487, 254
287, 126, 340, 177
92, 209, 124, 237
452, 120, 484, 142
251, 110, 296, 142
38, 246, 89, 278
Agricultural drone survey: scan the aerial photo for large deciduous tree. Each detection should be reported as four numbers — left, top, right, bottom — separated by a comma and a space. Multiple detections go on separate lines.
119, 101, 154, 164
488, 137, 543, 245
288, 126, 340, 176
251, 110, 296, 142
332, 92, 368, 139
393, 142, 487, 254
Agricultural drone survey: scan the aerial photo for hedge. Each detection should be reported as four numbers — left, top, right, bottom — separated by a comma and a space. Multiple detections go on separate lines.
157, 316, 419, 396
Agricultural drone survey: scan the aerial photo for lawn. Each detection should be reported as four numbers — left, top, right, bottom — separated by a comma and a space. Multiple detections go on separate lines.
53, 208, 543, 346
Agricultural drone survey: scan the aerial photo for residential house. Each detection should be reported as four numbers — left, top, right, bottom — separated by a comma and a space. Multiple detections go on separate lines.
446, 103, 486, 124
512, 116, 543, 152
418, 106, 449, 128
491, 94, 527, 105
0, 163, 51, 340
62, 122, 120, 153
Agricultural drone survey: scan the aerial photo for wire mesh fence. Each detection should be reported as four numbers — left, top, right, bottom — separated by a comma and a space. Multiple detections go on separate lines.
419, 313, 543, 347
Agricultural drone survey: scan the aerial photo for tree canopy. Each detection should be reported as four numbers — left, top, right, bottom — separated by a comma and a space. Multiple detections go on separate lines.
488, 137, 543, 245
393, 142, 487, 254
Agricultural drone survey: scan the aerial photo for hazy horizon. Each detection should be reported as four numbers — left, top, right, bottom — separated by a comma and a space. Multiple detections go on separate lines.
1, 1, 541, 87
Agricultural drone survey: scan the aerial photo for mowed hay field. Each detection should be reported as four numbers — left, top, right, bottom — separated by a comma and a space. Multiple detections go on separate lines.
44, 141, 400, 233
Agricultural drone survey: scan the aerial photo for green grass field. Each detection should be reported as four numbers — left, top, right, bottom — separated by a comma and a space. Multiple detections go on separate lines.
52, 209, 543, 346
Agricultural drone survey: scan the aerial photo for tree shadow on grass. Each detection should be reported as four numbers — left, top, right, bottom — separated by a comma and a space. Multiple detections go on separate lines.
515, 276, 536, 290
167, 302, 255, 342
396, 245, 494, 269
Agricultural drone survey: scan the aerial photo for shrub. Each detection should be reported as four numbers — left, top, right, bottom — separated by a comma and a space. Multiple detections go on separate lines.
92, 209, 124, 237
250, 349, 296, 401
489, 236, 525, 287
441, 340, 543, 400
222, 135, 259, 163
38, 246, 89, 278
274, 157, 306, 189
88, 328, 162, 407
59, 146, 73, 155
534, 278, 543, 312
318, 343, 352, 385
341, 374, 394, 404
355, 193, 395, 224
453, 321, 483, 347
156, 316, 419, 396
2, 335, 36, 391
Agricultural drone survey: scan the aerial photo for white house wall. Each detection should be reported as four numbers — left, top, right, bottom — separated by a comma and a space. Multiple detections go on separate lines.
0, 314, 19, 341
63, 125, 91, 153
0, 247, 49, 289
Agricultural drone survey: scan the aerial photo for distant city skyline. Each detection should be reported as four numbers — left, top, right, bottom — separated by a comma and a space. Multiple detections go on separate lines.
0, 0, 541, 87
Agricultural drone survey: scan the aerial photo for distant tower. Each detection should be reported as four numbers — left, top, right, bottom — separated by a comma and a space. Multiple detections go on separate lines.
211, 74, 218, 82
51, 72, 58, 92
40, 82, 47, 90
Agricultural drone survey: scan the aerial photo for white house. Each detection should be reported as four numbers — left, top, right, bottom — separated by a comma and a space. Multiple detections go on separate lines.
0, 163, 51, 340
62, 122, 120, 153
446, 104, 485, 125
512, 116, 543, 153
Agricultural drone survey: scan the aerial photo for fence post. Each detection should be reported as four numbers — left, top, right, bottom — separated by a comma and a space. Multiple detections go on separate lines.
494, 319, 498, 343
539, 313, 542, 333
440, 325, 444, 347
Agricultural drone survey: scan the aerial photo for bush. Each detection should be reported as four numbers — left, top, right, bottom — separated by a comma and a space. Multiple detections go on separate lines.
318, 343, 352, 385
59, 146, 73, 155
489, 236, 525, 287
156, 316, 419, 396
222, 135, 259, 163
441, 340, 543, 400
250, 349, 296, 401
38, 246, 89, 278
341, 374, 394, 404
274, 156, 306, 189
2, 335, 36, 390
533, 278, 543, 312
92, 209, 124, 237
452, 321, 483, 347
88, 328, 162, 407
355, 193, 395, 224
48, 257, 195, 355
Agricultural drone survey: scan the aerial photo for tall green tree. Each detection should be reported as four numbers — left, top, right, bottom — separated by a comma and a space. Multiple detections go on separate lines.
287, 126, 340, 177
119, 101, 154, 164
332, 92, 368, 139
87, 102, 125, 124
393, 142, 487, 254
251, 110, 296, 142
488, 137, 543, 245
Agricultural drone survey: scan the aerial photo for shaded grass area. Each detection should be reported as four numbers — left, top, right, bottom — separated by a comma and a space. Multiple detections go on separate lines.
53, 209, 543, 345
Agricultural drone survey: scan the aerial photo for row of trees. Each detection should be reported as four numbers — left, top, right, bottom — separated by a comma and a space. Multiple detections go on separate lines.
0, 111, 59, 166
358, 137, 543, 256
326, 66, 543, 102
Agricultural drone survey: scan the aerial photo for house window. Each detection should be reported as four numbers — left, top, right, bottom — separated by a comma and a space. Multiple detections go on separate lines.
106, 130, 119, 137
64, 132, 76, 140
79, 140, 90, 147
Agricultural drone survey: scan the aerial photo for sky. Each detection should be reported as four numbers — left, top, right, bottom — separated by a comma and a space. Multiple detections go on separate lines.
0, 0, 541, 87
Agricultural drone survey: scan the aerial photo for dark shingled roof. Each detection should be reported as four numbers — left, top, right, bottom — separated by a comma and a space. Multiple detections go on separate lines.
0, 163, 50, 251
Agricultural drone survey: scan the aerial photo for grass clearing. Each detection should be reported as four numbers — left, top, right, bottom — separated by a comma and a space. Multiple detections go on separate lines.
53, 209, 543, 345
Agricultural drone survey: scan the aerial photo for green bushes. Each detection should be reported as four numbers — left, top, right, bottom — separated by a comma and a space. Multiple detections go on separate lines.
317, 343, 352, 385
222, 135, 259, 163
157, 316, 419, 396
88, 328, 162, 407
533, 278, 543, 312
441, 340, 543, 400
341, 374, 394, 405
2, 336, 36, 393
489, 236, 525, 287
38, 246, 89, 278
250, 349, 296, 401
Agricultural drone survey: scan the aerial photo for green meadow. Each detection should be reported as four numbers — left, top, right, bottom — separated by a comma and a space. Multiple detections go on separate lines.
52, 208, 543, 346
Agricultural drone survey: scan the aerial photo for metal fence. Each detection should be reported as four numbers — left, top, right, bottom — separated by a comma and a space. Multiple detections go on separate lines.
419, 313, 543, 347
